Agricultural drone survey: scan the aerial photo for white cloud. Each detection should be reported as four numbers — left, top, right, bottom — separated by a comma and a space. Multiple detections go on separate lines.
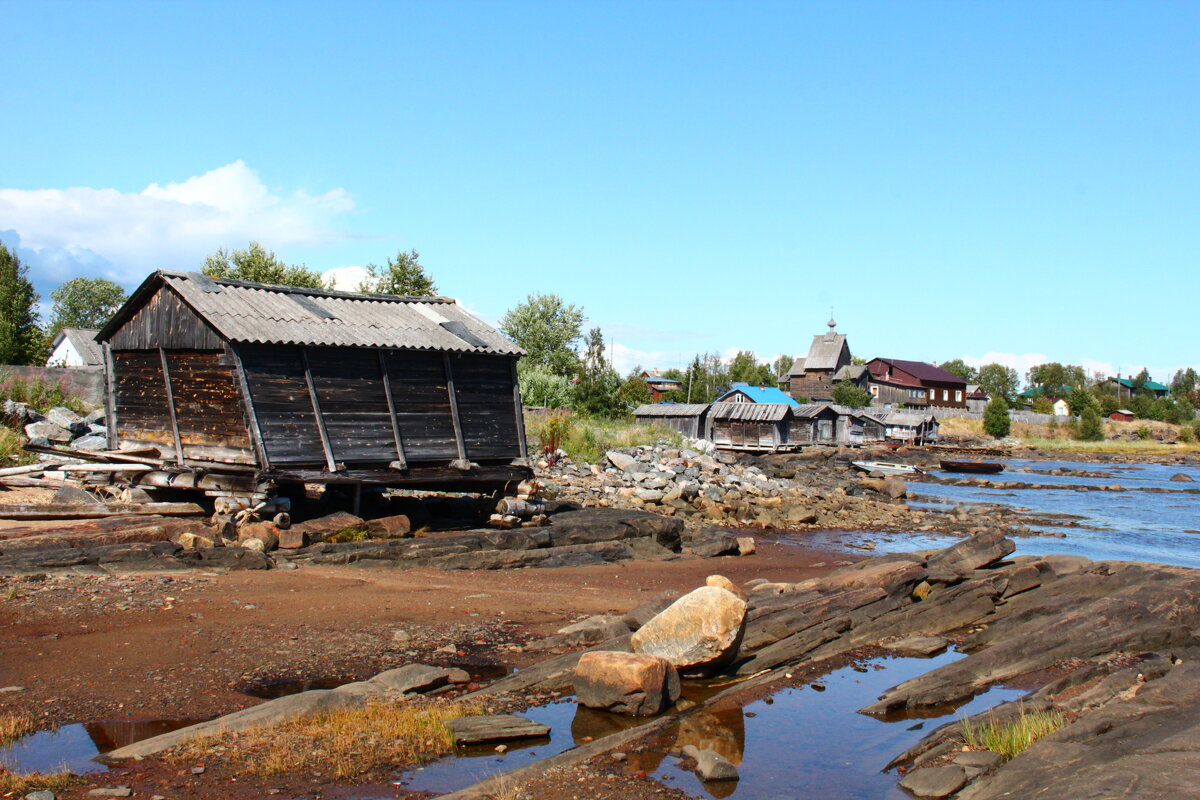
611, 342, 683, 375
0, 161, 354, 285
323, 265, 369, 292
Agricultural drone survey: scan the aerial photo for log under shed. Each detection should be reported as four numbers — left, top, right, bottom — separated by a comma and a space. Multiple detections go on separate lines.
94, 271, 532, 500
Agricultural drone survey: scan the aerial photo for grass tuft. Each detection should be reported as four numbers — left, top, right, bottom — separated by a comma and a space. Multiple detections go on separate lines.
958, 704, 1065, 760
0, 766, 84, 795
173, 698, 485, 779
530, 415, 684, 463
0, 427, 36, 467
0, 714, 37, 746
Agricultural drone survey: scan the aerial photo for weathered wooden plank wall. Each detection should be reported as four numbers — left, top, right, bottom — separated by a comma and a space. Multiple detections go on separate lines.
109, 287, 224, 350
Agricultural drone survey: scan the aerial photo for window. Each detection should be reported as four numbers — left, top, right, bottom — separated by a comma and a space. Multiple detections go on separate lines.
942, 389, 948, 401
955, 390, 963, 402
870, 385, 879, 397
929, 389, 935, 399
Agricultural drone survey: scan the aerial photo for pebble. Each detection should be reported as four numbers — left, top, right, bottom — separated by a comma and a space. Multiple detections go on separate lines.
87, 790, 133, 798
0, 686, 25, 692
25, 791, 57, 800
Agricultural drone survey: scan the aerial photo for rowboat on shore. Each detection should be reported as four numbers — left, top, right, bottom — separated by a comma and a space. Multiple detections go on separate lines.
851, 461, 927, 477
939, 460, 1005, 474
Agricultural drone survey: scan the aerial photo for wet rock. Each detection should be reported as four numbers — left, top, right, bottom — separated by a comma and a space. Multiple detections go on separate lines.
1170, 472, 1194, 482
926, 530, 1014, 575
736, 536, 756, 555
681, 744, 739, 781
574, 651, 680, 715
446, 714, 550, 744
631, 585, 747, 671
884, 635, 948, 658
898, 765, 967, 797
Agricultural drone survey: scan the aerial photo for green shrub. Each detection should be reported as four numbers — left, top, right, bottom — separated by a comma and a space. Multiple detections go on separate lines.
1178, 426, 1195, 443
1137, 425, 1151, 440
1076, 408, 1105, 441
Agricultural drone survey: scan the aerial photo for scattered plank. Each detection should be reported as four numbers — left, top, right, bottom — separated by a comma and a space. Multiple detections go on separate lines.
0, 502, 205, 520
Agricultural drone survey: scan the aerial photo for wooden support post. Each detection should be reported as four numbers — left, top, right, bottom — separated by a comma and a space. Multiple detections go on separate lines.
377, 349, 407, 469
510, 358, 528, 459
351, 481, 362, 516
442, 353, 469, 469
300, 347, 338, 473
103, 341, 118, 451
158, 348, 185, 465
230, 344, 271, 471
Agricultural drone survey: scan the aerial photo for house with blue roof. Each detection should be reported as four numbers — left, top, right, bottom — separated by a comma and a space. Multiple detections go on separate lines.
716, 383, 801, 406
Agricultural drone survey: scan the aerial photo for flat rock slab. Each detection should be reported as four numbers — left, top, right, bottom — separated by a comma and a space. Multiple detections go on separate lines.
884, 635, 949, 658
447, 714, 550, 744
369, 663, 455, 694
898, 765, 968, 797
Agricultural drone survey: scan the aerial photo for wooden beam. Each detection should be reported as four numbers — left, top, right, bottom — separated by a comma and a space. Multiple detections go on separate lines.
442, 353, 468, 467
103, 341, 117, 451
377, 349, 407, 469
300, 346, 338, 472
230, 344, 271, 471
158, 348, 185, 465
510, 358, 528, 459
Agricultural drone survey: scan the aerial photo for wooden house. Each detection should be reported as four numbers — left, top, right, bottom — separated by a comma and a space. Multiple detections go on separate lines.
640, 372, 683, 403
94, 271, 531, 502
632, 404, 709, 439
865, 358, 967, 408
716, 384, 802, 406
965, 385, 989, 413
707, 402, 796, 453
785, 318, 852, 402
1110, 409, 1135, 422
873, 409, 940, 445
789, 404, 839, 445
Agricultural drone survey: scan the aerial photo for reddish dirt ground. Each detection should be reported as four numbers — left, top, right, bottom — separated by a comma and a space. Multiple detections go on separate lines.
0, 537, 850, 799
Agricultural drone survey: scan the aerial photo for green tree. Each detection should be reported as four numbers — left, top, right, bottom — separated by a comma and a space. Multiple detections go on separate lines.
983, 396, 1011, 438
516, 362, 573, 409
1031, 396, 1055, 415
680, 353, 730, 404
356, 249, 437, 296
1131, 368, 1152, 390
977, 363, 1020, 405
939, 359, 977, 382
1076, 407, 1105, 441
202, 241, 329, 289
47, 277, 127, 337
831, 380, 871, 408
0, 244, 43, 365
573, 327, 621, 416
772, 354, 794, 382
1066, 386, 1098, 418
1026, 362, 1087, 394
500, 293, 584, 378
727, 350, 775, 387
1171, 368, 1198, 399
613, 372, 653, 411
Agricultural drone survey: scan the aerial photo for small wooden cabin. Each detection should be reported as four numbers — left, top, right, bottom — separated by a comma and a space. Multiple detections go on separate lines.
632, 404, 709, 439
707, 402, 796, 453
94, 271, 531, 499
789, 404, 839, 445
874, 409, 940, 445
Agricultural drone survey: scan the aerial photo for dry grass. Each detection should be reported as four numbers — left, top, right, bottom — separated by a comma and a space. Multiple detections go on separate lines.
527, 415, 685, 463
0, 766, 84, 795
0, 714, 37, 747
958, 704, 1066, 760
174, 698, 485, 779
934, 414, 1200, 454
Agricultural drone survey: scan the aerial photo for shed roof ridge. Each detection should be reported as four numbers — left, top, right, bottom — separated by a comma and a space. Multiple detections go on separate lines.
163, 270, 456, 304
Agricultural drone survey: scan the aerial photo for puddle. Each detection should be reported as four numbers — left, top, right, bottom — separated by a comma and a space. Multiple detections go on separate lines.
393, 650, 1024, 798
0, 718, 204, 775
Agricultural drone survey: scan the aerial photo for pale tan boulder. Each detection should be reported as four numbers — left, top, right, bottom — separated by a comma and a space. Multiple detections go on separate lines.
574, 651, 680, 716
630, 586, 747, 671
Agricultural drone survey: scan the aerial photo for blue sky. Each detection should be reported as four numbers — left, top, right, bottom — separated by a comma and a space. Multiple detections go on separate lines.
2, 1, 1196, 381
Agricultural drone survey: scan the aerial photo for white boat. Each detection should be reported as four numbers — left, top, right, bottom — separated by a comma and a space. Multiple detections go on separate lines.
851, 461, 927, 477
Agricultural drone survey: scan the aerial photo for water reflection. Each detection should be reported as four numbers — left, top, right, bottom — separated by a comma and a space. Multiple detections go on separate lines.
0, 718, 203, 775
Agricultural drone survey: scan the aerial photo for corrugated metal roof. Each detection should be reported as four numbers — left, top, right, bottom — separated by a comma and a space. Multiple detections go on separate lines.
717, 385, 801, 406
708, 402, 793, 421
59, 328, 104, 366
633, 404, 709, 417
117, 271, 523, 355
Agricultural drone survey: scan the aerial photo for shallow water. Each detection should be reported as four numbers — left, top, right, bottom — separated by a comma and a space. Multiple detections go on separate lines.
394, 651, 1024, 798
908, 457, 1200, 567
0, 718, 202, 775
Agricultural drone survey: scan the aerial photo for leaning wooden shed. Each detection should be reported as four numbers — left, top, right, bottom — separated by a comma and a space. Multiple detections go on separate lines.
707, 402, 796, 453
94, 271, 531, 501
789, 404, 839, 445
632, 404, 710, 439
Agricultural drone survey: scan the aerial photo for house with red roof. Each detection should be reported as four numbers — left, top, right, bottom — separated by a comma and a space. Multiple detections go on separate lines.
865, 358, 968, 408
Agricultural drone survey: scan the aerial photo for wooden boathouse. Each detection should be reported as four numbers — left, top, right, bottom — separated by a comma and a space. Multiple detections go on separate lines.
707, 402, 797, 453
632, 404, 710, 439
94, 271, 531, 500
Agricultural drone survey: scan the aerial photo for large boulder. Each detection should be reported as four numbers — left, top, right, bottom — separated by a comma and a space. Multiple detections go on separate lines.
926, 530, 1014, 575
45, 406, 84, 433
574, 651, 680, 716
24, 420, 71, 442
631, 585, 747, 671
